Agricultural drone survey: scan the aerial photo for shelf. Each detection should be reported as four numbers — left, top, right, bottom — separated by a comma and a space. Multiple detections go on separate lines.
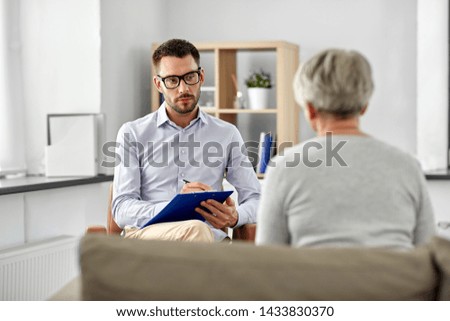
200, 108, 278, 114
199, 107, 217, 114
218, 108, 277, 114
193, 41, 298, 51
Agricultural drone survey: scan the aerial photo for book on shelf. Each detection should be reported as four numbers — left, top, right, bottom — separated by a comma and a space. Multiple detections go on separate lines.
256, 132, 274, 174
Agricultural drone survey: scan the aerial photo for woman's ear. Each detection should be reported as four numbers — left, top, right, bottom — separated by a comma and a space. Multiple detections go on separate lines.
304, 102, 318, 132
360, 105, 368, 115
305, 102, 318, 120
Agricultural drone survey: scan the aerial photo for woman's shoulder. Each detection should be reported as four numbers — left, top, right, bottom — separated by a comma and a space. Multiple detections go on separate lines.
273, 135, 422, 171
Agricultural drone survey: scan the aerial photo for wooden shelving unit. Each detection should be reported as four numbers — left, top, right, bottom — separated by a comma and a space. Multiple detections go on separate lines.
151, 41, 300, 153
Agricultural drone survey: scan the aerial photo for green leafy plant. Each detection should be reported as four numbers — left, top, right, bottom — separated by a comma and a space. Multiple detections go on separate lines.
245, 70, 272, 88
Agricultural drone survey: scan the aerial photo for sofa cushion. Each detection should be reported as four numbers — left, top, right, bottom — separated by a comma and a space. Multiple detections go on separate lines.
430, 237, 450, 300
79, 234, 438, 300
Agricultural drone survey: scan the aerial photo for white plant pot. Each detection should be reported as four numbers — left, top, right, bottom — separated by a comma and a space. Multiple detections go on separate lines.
247, 88, 270, 110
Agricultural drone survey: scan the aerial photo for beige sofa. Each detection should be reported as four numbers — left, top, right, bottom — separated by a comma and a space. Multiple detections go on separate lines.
53, 234, 450, 300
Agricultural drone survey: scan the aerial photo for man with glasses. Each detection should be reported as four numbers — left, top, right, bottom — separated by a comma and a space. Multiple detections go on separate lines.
112, 39, 261, 242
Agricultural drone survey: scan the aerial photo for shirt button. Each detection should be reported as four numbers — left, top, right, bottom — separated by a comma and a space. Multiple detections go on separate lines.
181, 173, 185, 177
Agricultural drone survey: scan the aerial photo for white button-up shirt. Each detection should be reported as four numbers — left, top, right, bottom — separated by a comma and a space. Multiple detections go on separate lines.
112, 103, 261, 240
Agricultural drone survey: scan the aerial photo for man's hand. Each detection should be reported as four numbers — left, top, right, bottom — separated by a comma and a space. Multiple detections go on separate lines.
195, 197, 238, 229
180, 181, 212, 193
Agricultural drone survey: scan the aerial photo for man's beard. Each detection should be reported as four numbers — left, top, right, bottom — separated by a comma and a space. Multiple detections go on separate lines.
167, 93, 200, 115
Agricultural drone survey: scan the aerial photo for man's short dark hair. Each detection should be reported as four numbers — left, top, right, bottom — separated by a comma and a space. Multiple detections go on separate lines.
152, 39, 200, 72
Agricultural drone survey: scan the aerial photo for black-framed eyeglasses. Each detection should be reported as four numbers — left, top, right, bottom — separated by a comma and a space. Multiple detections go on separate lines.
157, 67, 202, 89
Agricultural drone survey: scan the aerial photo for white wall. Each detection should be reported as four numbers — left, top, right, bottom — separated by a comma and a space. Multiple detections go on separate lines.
20, 0, 101, 174
0, 193, 24, 248
0, 182, 109, 250
417, 0, 449, 171
417, 0, 450, 237
24, 183, 110, 243
100, 0, 167, 148
427, 180, 450, 239
166, 0, 418, 155
18, 0, 166, 174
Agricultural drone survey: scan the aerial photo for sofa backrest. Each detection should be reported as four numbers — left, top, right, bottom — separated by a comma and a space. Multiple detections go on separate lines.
429, 237, 450, 300
79, 234, 448, 300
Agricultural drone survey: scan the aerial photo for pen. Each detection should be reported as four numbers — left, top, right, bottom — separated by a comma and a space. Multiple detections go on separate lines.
182, 179, 217, 194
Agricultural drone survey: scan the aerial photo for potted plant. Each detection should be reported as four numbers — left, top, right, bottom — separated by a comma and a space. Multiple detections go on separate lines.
245, 70, 272, 110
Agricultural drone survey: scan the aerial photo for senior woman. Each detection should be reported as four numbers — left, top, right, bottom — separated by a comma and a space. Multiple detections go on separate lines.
255, 49, 435, 249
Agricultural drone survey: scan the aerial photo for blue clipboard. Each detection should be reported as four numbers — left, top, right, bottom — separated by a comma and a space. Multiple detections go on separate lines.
141, 190, 233, 229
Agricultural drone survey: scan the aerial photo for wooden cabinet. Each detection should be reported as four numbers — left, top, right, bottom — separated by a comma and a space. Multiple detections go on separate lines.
151, 41, 300, 154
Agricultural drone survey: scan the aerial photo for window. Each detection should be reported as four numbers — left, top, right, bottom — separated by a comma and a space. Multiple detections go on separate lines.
0, 0, 26, 176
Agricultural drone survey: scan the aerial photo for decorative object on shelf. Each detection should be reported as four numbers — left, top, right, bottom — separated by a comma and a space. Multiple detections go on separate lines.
45, 113, 106, 177
245, 70, 272, 110
231, 74, 245, 109
199, 86, 215, 107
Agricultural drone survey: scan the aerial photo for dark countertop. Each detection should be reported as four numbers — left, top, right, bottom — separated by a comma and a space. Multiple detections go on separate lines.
0, 168, 448, 197
0, 174, 113, 196
425, 169, 450, 180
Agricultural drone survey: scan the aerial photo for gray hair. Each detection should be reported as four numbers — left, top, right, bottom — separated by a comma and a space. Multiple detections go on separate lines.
293, 49, 374, 117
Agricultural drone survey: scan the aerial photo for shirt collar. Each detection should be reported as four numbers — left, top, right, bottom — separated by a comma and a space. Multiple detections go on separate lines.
156, 102, 209, 127
197, 108, 209, 125
156, 103, 170, 127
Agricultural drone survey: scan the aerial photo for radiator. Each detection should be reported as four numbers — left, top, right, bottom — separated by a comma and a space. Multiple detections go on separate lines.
0, 236, 79, 300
